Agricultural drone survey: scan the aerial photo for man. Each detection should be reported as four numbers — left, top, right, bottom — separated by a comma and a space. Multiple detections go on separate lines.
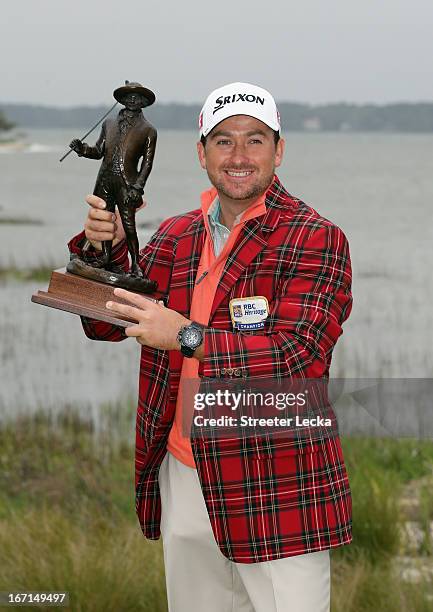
70, 80, 157, 277
68, 82, 353, 612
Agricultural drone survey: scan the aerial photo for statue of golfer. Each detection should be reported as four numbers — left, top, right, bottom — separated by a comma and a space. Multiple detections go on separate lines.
70, 81, 157, 278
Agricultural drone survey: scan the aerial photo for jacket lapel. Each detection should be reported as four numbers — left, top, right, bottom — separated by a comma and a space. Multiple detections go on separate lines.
209, 177, 289, 320
168, 176, 296, 324
168, 213, 205, 317
167, 213, 205, 377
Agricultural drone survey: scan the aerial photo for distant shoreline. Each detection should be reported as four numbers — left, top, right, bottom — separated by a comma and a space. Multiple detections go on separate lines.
3, 101, 433, 132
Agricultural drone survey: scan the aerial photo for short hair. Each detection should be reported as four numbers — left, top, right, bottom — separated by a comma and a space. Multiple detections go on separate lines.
200, 130, 280, 148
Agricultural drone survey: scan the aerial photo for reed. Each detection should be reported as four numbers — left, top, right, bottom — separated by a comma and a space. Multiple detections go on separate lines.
0, 414, 432, 610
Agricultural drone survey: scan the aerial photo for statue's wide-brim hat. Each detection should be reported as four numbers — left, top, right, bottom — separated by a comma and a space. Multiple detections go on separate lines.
113, 81, 156, 106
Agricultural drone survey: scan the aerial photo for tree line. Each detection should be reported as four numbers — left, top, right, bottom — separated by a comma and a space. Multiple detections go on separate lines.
0, 110, 15, 133
2, 102, 433, 132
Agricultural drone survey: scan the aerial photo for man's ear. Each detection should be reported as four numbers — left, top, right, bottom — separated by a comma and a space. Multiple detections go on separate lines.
274, 137, 285, 169
197, 141, 207, 170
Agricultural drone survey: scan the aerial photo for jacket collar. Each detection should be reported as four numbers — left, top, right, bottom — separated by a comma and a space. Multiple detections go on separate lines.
173, 175, 297, 320
190, 174, 295, 233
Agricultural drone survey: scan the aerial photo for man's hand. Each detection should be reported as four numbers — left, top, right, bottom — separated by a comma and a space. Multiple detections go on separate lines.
84, 195, 146, 250
106, 288, 190, 351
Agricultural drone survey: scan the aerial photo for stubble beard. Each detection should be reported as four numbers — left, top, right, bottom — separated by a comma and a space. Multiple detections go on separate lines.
207, 167, 275, 201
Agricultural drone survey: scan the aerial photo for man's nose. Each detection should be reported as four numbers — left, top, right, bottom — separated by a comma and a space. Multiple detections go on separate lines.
229, 142, 250, 164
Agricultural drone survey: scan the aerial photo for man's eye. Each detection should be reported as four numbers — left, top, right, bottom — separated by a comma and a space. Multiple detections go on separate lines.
216, 139, 231, 145
250, 139, 263, 144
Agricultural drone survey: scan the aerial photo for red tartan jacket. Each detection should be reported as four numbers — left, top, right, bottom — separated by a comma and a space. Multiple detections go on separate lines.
68, 176, 353, 563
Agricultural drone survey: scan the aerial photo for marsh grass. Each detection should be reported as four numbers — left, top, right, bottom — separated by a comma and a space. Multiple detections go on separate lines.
331, 551, 432, 612
0, 264, 60, 283
339, 437, 433, 562
0, 217, 43, 225
0, 509, 166, 612
0, 412, 166, 612
419, 483, 433, 556
0, 414, 432, 610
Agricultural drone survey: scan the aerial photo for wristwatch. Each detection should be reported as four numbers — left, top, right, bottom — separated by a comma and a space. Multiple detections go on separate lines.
177, 321, 204, 357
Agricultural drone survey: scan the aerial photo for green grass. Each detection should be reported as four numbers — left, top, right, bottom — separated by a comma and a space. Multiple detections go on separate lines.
0, 413, 166, 612
0, 265, 61, 283
341, 437, 433, 483
331, 551, 433, 612
339, 436, 433, 563
0, 414, 432, 611
0, 509, 166, 612
0, 217, 43, 225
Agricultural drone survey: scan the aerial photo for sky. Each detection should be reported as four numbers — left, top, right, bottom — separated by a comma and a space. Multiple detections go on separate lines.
2, 0, 433, 107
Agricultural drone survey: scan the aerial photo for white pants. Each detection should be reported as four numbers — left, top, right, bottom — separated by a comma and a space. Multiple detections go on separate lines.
158, 452, 330, 612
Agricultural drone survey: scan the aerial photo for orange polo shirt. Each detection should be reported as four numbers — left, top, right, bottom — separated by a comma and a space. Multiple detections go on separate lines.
166, 187, 267, 468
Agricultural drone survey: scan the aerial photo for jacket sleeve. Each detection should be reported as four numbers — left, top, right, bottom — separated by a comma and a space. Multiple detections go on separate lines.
67, 230, 130, 342
67, 218, 176, 342
68, 230, 130, 270
198, 224, 353, 379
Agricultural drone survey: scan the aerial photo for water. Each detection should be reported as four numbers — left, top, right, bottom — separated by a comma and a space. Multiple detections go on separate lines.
1, 129, 433, 421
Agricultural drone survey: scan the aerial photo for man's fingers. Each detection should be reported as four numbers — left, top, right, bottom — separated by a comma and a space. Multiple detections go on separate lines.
87, 231, 114, 242
85, 217, 116, 243
105, 301, 145, 321
86, 219, 116, 232
86, 194, 107, 209
124, 325, 144, 338
89, 208, 115, 222
112, 287, 157, 309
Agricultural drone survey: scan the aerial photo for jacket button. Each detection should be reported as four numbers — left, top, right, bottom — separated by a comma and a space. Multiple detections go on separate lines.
234, 368, 241, 377
220, 368, 227, 375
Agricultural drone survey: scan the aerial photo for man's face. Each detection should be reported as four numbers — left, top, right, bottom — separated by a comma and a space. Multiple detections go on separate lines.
123, 93, 145, 110
197, 115, 284, 202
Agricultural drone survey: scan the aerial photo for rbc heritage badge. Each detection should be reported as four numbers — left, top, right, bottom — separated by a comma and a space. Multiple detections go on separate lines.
229, 296, 269, 330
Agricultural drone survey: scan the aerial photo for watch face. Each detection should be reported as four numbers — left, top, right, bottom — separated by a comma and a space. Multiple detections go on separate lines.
183, 327, 201, 347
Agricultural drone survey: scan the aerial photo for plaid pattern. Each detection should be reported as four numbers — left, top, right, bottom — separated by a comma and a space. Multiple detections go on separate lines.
68, 176, 353, 563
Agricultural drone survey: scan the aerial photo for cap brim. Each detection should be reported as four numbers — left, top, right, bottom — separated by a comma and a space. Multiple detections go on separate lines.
202, 112, 280, 138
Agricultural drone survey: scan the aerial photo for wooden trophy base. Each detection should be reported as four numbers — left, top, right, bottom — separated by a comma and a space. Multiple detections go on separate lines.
31, 268, 158, 328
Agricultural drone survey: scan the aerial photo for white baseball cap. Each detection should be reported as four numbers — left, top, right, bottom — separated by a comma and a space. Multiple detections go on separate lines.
199, 82, 281, 138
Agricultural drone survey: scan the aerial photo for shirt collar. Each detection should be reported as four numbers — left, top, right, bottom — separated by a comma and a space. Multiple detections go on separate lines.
207, 198, 244, 231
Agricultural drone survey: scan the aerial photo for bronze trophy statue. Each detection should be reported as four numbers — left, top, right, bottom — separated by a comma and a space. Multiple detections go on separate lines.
68, 80, 157, 291
32, 81, 159, 326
